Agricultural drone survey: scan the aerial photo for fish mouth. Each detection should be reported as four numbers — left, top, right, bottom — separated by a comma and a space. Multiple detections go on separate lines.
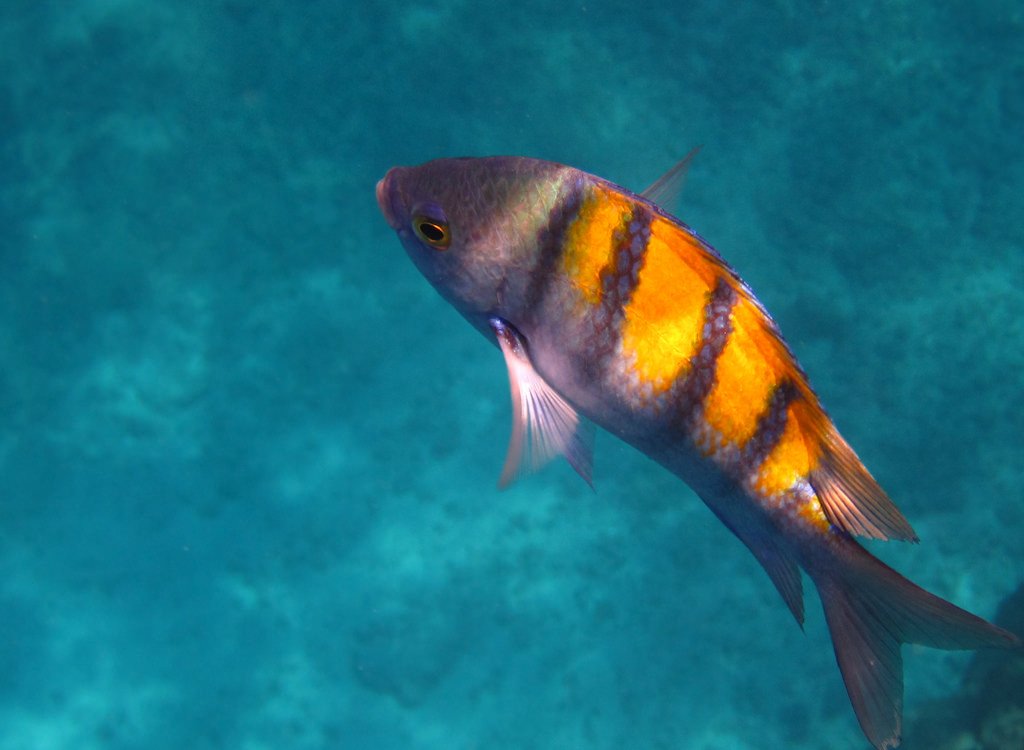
375, 169, 403, 230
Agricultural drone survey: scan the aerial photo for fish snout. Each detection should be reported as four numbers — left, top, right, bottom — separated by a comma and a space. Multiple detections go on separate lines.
376, 169, 404, 230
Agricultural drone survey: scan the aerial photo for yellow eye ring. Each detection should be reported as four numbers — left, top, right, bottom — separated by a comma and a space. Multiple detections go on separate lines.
413, 217, 450, 249
412, 211, 451, 250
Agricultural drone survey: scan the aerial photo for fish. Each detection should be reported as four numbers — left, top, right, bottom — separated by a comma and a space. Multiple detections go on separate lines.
375, 154, 1020, 749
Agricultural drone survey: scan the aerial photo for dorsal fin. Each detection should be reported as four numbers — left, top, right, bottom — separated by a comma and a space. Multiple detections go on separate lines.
641, 146, 702, 210
810, 430, 918, 542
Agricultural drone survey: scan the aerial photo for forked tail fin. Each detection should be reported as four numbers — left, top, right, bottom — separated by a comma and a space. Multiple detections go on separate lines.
815, 544, 1020, 750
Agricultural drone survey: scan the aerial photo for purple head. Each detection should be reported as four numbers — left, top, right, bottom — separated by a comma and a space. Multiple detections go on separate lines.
376, 157, 573, 333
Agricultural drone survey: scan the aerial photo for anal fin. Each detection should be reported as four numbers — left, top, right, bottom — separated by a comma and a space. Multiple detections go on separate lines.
703, 500, 804, 626
747, 534, 804, 627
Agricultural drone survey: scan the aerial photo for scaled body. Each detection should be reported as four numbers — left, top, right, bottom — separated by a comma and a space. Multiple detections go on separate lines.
376, 156, 1019, 750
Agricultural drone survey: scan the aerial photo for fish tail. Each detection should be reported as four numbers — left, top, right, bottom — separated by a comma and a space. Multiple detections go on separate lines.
813, 540, 1020, 750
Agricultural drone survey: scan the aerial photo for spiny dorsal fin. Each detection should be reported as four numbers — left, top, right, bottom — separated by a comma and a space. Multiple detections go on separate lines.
490, 317, 594, 488
641, 146, 702, 211
810, 430, 918, 542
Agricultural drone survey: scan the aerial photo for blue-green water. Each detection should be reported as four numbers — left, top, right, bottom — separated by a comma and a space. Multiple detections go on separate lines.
1, 3, 1022, 749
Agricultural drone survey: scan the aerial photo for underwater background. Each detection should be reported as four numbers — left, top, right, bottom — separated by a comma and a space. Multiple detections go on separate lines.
1, 1, 1022, 749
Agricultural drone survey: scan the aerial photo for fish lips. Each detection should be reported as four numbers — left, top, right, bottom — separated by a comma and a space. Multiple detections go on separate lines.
375, 168, 406, 231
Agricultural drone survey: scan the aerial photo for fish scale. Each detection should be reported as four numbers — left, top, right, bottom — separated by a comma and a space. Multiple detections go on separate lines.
377, 155, 1020, 750
554, 179, 807, 492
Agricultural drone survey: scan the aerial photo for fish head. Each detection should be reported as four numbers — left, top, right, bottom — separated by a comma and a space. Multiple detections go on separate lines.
376, 157, 571, 334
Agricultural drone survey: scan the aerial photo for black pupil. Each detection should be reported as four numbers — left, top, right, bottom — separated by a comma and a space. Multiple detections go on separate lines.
419, 222, 445, 242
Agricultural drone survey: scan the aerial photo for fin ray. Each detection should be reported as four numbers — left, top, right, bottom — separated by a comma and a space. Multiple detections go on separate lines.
702, 501, 805, 626
810, 431, 918, 541
749, 534, 805, 626
491, 317, 594, 488
641, 146, 701, 210
816, 543, 1020, 750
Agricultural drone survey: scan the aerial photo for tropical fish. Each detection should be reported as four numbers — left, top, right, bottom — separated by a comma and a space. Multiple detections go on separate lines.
375, 155, 1020, 749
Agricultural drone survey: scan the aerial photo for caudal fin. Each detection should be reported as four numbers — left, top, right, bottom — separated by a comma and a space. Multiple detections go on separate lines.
816, 545, 1020, 750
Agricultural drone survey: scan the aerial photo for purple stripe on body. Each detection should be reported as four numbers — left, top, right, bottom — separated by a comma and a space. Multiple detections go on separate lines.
669, 277, 738, 420
524, 174, 586, 313
595, 203, 653, 331
741, 379, 798, 473
601, 204, 652, 312
580, 202, 654, 374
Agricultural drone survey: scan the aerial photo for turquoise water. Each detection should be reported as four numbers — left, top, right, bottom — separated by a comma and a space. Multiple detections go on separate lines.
2, 2, 1022, 749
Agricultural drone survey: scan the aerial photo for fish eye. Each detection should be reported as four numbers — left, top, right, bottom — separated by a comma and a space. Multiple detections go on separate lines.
411, 203, 451, 250
415, 219, 449, 245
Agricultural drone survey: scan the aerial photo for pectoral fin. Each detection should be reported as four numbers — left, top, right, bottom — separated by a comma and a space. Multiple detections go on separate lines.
490, 317, 594, 489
